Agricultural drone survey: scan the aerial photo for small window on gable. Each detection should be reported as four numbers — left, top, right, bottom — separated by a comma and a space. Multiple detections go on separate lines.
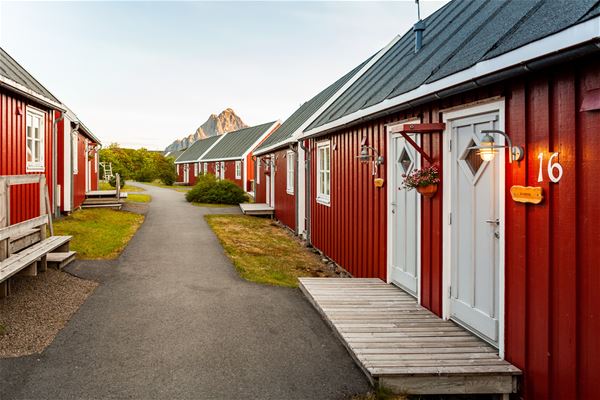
286, 150, 295, 195
235, 160, 242, 179
26, 107, 45, 172
316, 141, 330, 205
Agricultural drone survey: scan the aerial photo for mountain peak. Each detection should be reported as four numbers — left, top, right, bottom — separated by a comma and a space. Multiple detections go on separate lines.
165, 109, 248, 152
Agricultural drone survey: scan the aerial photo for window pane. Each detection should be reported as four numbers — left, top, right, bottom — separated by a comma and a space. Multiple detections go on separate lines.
35, 140, 41, 162
26, 139, 33, 162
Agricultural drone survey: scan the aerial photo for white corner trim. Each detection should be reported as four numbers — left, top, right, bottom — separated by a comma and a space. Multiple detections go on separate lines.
302, 16, 600, 138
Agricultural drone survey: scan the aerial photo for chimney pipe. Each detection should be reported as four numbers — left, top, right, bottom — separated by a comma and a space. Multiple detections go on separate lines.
413, 20, 426, 53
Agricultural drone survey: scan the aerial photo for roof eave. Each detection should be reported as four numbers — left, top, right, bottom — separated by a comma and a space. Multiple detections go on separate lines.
0, 76, 65, 111
300, 16, 600, 139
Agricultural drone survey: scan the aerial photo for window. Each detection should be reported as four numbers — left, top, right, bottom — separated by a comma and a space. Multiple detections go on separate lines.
235, 161, 242, 179
286, 151, 295, 194
316, 141, 330, 205
26, 107, 45, 172
256, 157, 261, 184
203, 162, 208, 174
194, 162, 199, 176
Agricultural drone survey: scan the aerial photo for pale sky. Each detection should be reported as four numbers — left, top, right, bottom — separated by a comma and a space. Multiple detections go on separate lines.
0, 1, 447, 150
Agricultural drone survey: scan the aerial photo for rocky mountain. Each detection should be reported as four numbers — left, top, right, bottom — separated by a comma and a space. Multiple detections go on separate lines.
165, 108, 247, 152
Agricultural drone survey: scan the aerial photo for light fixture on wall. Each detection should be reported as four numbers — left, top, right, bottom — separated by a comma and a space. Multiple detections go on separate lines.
468, 129, 524, 163
357, 145, 384, 175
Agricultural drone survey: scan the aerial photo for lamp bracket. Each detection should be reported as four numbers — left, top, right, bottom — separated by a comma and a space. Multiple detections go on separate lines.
392, 123, 446, 164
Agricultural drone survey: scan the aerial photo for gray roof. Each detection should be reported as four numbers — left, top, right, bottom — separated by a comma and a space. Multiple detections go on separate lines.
308, 0, 600, 131
0, 47, 61, 106
166, 149, 186, 159
175, 135, 222, 163
253, 57, 372, 154
201, 121, 277, 161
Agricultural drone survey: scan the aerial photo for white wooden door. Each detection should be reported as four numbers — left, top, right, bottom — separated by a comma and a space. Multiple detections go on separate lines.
265, 167, 274, 206
390, 135, 419, 296
449, 112, 502, 345
183, 164, 189, 184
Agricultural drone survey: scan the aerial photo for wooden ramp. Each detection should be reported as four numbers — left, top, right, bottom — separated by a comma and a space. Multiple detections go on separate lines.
239, 203, 274, 216
299, 278, 521, 396
82, 190, 127, 209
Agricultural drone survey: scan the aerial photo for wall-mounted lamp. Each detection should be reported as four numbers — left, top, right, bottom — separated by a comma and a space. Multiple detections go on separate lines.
468, 129, 524, 163
356, 145, 384, 175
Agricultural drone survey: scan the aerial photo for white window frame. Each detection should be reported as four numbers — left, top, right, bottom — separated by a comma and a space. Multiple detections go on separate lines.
286, 150, 295, 195
256, 157, 261, 184
316, 141, 331, 205
235, 160, 242, 179
194, 162, 199, 176
26, 107, 46, 172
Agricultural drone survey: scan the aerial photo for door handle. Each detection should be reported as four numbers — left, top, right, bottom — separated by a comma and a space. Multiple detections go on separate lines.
485, 219, 499, 226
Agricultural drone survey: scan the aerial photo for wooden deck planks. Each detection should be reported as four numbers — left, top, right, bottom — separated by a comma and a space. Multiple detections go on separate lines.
299, 277, 521, 395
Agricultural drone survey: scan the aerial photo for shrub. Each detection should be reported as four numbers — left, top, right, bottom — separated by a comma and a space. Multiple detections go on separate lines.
186, 174, 249, 205
134, 167, 155, 183
159, 166, 178, 186
108, 175, 125, 189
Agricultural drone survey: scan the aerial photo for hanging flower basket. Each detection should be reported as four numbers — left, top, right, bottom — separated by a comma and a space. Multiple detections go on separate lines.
416, 184, 438, 198
402, 164, 440, 199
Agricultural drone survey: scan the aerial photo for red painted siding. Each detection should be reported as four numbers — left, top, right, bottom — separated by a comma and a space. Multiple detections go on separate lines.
308, 55, 600, 399
72, 133, 88, 209
222, 160, 243, 190
273, 149, 296, 231
0, 89, 54, 224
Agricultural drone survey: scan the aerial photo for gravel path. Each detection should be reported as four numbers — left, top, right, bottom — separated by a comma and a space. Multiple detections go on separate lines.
0, 269, 98, 357
0, 183, 369, 399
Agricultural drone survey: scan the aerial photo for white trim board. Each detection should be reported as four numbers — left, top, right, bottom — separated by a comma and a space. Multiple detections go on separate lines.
301, 16, 600, 139
441, 99, 506, 358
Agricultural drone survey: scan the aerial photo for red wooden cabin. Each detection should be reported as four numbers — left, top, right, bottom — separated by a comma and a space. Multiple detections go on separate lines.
57, 107, 101, 212
199, 122, 280, 193
298, 2, 600, 399
175, 135, 224, 185
1, 48, 63, 223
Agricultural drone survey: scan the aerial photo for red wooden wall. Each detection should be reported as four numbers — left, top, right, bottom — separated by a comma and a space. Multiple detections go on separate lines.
273, 148, 296, 231
307, 55, 600, 399
1, 89, 54, 224
222, 160, 243, 189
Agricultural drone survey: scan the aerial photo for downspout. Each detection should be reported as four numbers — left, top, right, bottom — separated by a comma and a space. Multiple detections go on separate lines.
70, 122, 80, 212
52, 111, 66, 218
290, 142, 299, 235
299, 140, 311, 245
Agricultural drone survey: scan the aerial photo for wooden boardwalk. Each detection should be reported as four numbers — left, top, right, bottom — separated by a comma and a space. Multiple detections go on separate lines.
299, 278, 521, 396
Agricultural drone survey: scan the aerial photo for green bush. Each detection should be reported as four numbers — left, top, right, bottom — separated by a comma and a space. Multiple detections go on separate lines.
186, 174, 249, 205
134, 167, 155, 182
159, 165, 178, 186
108, 175, 125, 189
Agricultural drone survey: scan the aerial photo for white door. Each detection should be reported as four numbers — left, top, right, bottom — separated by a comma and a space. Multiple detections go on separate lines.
265, 165, 275, 206
183, 164, 189, 184
389, 135, 419, 296
449, 111, 502, 345
220, 162, 225, 180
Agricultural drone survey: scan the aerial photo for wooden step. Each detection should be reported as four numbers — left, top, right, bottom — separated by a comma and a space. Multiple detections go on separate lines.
47, 251, 76, 270
81, 203, 122, 209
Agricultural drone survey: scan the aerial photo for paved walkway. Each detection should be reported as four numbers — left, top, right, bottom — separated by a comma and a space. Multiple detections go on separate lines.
0, 184, 368, 399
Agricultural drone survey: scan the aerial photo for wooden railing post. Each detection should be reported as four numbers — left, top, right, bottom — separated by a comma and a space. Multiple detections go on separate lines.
115, 173, 121, 201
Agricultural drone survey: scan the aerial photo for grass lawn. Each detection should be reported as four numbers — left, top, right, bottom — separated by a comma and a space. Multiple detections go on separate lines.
192, 202, 237, 208
98, 181, 145, 192
205, 215, 333, 287
125, 193, 152, 203
53, 209, 144, 259
142, 180, 191, 192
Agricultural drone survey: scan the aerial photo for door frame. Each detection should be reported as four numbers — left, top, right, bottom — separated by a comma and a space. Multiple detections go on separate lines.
441, 99, 506, 357
386, 118, 421, 302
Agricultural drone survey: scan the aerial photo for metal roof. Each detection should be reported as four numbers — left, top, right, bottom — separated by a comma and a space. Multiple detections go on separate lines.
200, 121, 278, 161
175, 135, 222, 163
253, 57, 372, 155
0, 47, 62, 107
307, 0, 600, 131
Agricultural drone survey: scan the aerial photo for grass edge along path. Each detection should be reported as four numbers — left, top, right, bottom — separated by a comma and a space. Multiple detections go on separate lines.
53, 208, 144, 259
205, 215, 334, 288
98, 181, 144, 192
125, 193, 152, 203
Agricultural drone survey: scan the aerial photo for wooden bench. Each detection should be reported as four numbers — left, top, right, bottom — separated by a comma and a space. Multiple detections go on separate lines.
0, 214, 75, 297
